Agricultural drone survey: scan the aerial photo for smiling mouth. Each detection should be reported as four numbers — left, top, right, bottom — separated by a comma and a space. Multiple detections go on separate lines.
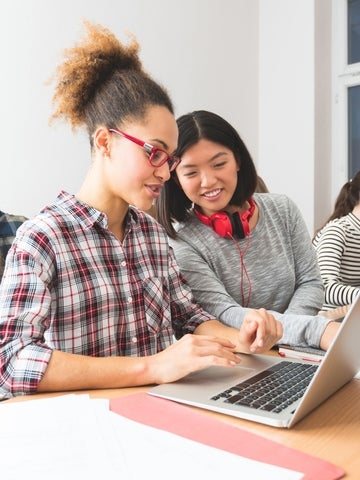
146, 185, 164, 199
202, 188, 222, 198
147, 185, 162, 193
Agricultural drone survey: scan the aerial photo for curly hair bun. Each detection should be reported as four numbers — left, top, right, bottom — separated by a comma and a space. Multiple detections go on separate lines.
50, 20, 143, 129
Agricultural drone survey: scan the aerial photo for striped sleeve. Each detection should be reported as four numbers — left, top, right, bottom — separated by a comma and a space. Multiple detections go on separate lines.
313, 221, 360, 308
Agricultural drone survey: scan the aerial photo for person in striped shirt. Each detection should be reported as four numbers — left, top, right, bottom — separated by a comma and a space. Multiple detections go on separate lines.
313, 171, 360, 310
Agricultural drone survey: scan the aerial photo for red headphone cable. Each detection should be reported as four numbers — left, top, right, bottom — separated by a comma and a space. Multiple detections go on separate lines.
229, 233, 252, 307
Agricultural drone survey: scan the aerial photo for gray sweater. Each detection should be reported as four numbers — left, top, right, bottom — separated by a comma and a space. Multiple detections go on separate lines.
170, 193, 331, 347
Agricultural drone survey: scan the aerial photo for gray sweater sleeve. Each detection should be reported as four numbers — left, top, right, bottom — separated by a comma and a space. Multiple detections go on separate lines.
223, 306, 332, 347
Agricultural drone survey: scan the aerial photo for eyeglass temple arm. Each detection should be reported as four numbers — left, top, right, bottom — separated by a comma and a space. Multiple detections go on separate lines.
109, 128, 155, 154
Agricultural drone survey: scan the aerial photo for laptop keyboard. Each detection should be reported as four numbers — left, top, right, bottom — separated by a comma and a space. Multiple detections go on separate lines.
210, 361, 318, 413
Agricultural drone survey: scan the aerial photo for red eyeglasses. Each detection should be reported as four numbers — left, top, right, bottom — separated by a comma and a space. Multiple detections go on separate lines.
109, 128, 181, 172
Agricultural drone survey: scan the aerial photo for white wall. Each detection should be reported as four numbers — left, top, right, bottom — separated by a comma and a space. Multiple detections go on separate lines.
0, 0, 334, 234
0, 0, 259, 218
315, 0, 333, 231
258, 0, 315, 232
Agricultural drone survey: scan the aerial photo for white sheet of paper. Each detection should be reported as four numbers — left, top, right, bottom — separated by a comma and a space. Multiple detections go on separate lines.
106, 409, 303, 480
0, 394, 303, 480
0, 395, 124, 479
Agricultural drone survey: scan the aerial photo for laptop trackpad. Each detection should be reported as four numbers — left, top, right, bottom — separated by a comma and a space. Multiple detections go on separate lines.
182, 365, 256, 387
182, 353, 277, 385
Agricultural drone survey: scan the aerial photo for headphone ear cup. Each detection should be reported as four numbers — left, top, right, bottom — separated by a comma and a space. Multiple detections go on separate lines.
209, 212, 234, 238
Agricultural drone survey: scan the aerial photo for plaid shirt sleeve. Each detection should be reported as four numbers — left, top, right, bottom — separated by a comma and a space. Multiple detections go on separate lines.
0, 229, 54, 399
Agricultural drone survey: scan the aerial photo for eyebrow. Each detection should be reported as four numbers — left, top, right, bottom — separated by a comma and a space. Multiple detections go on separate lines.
149, 138, 178, 156
149, 138, 169, 150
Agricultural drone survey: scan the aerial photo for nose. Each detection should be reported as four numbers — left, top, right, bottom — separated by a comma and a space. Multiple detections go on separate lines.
200, 170, 216, 187
154, 162, 171, 182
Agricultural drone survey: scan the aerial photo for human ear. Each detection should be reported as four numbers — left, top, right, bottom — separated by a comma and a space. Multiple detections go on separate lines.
93, 126, 111, 157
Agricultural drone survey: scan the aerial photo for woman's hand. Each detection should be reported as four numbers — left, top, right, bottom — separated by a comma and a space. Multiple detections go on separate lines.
148, 334, 241, 384
319, 321, 341, 350
236, 308, 283, 353
194, 309, 283, 356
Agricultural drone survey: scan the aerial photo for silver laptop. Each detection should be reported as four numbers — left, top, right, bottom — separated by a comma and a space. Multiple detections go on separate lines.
149, 295, 360, 428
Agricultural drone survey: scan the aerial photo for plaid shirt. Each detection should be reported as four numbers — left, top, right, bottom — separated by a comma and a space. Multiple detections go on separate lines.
0, 191, 211, 399
0, 210, 27, 280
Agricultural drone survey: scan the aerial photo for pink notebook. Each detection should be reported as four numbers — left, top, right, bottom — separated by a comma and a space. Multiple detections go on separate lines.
110, 393, 344, 480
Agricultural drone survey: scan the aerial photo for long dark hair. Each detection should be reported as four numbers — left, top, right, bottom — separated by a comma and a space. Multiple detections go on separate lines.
314, 170, 360, 236
155, 110, 258, 238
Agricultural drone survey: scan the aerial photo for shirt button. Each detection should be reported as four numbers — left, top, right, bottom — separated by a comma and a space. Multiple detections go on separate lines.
121, 261, 126, 267
127, 297, 133, 303
131, 336, 137, 343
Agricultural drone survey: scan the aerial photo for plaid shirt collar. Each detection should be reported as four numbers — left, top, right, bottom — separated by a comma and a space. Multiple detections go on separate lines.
54, 190, 140, 232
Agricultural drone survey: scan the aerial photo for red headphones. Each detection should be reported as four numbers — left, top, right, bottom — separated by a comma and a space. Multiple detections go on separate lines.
194, 198, 255, 238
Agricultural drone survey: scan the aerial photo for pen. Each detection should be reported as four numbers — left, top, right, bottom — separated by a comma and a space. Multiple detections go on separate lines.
278, 351, 322, 363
